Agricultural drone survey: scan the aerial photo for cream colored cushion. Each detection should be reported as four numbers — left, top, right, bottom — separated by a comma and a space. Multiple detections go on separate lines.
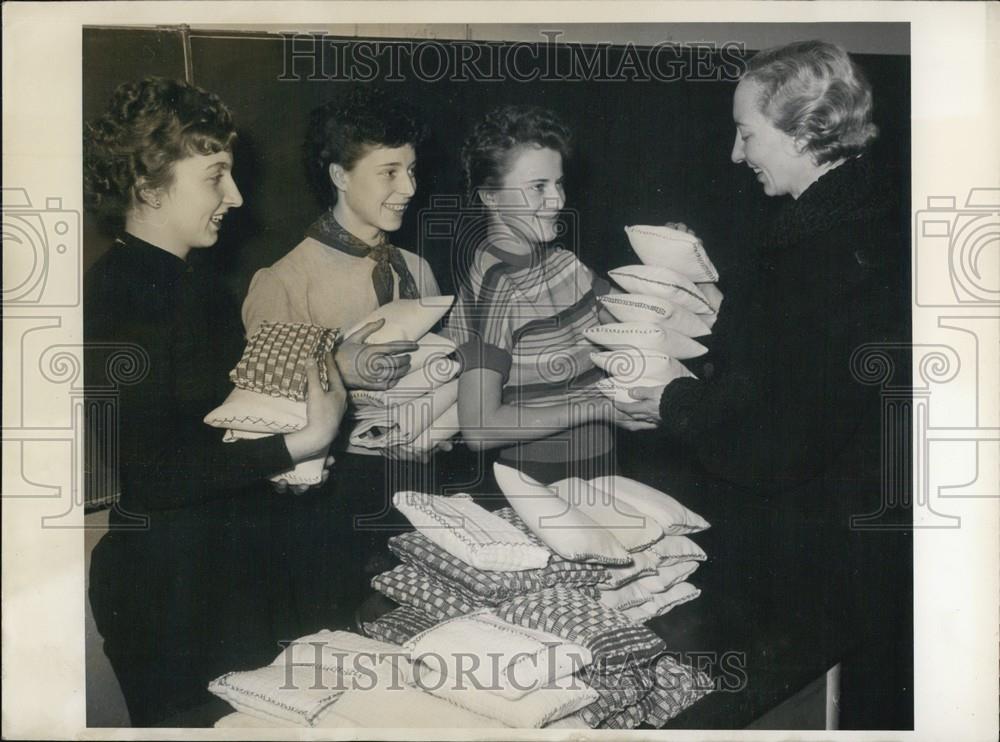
204, 386, 306, 433
609, 265, 714, 315
392, 492, 551, 571
599, 293, 712, 338
590, 349, 697, 384
345, 296, 455, 343
549, 478, 663, 552
624, 224, 719, 282
584, 322, 707, 359
350, 358, 460, 407
589, 475, 710, 535
622, 581, 701, 622
494, 463, 632, 565
637, 560, 701, 593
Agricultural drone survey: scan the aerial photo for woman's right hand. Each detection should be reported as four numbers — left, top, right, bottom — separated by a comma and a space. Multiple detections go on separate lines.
334, 319, 419, 390
283, 353, 348, 463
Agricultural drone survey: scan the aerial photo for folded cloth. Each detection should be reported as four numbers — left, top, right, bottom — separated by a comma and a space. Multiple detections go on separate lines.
589, 476, 710, 535
622, 582, 701, 623
372, 563, 487, 620
396, 402, 461, 455
414, 659, 598, 728
598, 293, 712, 338
207, 630, 405, 727
224, 429, 325, 484
345, 296, 455, 343
584, 321, 708, 359
363, 604, 439, 647
598, 547, 661, 589
349, 380, 459, 450
590, 349, 697, 385
322, 684, 503, 728
494, 463, 632, 565
388, 525, 607, 605
494, 587, 667, 667
646, 535, 708, 566
393, 492, 551, 571
230, 321, 339, 402
548, 478, 662, 553
609, 265, 715, 315
637, 560, 701, 593
349, 358, 460, 407
205, 386, 306, 433
406, 610, 592, 701
624, 225, 720, 282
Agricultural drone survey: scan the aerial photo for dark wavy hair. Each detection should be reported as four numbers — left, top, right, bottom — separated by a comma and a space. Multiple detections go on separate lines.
461, 105, 573, 202
744, 40, 878, 165
83, 77, 237, 232
304, 86, 427, 205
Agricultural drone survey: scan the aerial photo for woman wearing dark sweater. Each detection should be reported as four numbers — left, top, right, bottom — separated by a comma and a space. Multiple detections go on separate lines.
616, 41, 911, 727
84, 77, 347, 726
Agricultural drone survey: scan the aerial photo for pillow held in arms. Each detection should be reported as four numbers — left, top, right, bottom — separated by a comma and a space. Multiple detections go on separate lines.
205, 386, 307, 433
590, 350, 697, 385
624, 224, 719, 282
345, 296, 455, 344
230, 321, 340, 402
349, 380, 459, 450
392, 491, 551, 571
609, 265, 714, 315
584, 322, 707, 359
598, 293, 712, 338
588, 476, 710, 535
493, 463, 632, 565
548, 478, 663, 553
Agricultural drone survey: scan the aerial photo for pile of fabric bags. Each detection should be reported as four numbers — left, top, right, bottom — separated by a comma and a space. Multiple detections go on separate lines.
587, 224, 722, 402
343, 297, 460, 456
203, 320, 340, 485
207, 461, 713, 729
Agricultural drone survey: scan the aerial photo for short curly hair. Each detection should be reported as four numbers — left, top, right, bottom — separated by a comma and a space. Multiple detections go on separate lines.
461, 105, 573, 201
83, 77, 237, 232
744, 40, 878, 165
304, 86, 427, 205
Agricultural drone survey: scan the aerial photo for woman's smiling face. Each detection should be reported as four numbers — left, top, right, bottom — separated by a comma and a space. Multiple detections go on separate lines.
731, 79, 817, 199
492, 145, 566, 244
332, 144, 417, 243
151, 150, 243, 254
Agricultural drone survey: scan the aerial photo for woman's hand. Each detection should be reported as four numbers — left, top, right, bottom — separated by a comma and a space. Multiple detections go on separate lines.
283, 353, 348, 463
335, 319, 419, 390
272, 455, 335, 495
612, 384, 666, 427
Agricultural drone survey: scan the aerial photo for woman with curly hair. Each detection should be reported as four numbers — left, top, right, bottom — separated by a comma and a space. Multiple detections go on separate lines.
241, 87, 447, 621
448, 105, 654, 487
84, 77, 346, 726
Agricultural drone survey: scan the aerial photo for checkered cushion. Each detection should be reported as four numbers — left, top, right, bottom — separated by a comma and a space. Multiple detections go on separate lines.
642, 656, 713, 726
363, 604, 439, 646
574, 663, 654, 728
388, 521, 607, 605
231, 321, 340, 402
494, 587, 667, 667
371, 564, 486, 621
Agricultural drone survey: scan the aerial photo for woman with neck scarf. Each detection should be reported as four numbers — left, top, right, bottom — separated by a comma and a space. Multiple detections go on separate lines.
84, 77, 347, 726
448, 105, 656, 489
242, 87, 446, 628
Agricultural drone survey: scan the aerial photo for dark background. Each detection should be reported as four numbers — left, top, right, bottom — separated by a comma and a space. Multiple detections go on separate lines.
82, 26, 910, 304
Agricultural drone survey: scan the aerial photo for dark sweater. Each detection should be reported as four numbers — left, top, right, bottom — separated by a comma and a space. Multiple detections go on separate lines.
656, 154, 909, 495
85, 234, 298, 725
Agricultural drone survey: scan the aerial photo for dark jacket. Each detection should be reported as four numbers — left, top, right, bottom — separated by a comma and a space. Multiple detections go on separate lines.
85, 234, 298, 725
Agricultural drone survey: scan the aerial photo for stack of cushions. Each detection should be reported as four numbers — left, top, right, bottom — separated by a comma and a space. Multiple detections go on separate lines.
204, 321, 340, 485
342, 298, 461, 454
586, 224, 722, 402
361, 464, 713, 728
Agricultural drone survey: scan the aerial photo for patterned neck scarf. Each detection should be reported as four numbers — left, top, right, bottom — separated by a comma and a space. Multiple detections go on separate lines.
306, 209, 420, 306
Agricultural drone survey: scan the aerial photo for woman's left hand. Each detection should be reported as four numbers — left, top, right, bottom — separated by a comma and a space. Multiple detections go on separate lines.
613, 384, 665, 427
272, 455, 335, 495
